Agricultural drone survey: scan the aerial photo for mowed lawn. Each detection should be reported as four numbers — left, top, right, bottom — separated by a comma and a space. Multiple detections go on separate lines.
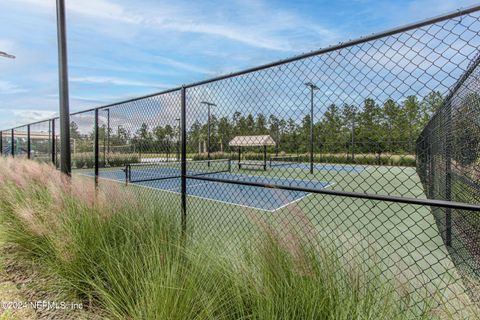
85, 162, 472, 313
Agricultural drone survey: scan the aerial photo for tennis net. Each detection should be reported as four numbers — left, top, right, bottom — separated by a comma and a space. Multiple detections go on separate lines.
269, 155, 300, 167
126, 159, 231, 183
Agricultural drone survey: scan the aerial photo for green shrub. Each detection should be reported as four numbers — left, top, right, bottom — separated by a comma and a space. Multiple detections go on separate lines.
72, 152, 140, 169
192, 152, 416, 167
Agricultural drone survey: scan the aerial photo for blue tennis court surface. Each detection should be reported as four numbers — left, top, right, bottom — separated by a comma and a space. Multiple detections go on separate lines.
83, 169, 332, 212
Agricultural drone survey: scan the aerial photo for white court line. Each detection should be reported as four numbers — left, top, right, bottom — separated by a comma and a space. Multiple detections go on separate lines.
81, 173, 276, 212
219, 171, 329, 184
79, 172, 335, 213
271, 182, 336, 213
164, 181, 209, 192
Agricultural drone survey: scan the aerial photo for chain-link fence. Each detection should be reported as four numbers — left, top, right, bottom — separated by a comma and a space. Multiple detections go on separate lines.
29, 120, 53, 162
417, 50, 480, 303
2, 6, 480, 316
1, 130, 12, 156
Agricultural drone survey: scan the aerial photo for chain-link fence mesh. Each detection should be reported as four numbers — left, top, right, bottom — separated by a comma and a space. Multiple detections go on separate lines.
54, 118, 60, 169
1, 130, 12, 156
417, 51, 480, 303
13, 126, 28, 158
70, 111, 95, 171
30, 120, 52, 162
2, 7, 480, 316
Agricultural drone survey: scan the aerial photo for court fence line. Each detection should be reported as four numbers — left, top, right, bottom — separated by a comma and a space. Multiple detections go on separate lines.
2, 5, 480, 314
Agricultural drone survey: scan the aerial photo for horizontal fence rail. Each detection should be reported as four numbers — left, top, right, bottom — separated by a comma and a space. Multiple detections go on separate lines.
2, 5, 480, 316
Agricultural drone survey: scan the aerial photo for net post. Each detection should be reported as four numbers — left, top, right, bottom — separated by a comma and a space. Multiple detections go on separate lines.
27, 125, 31, 159
11, 129, 14, 158
181, 86, 187, 235
51, 119, 56, 165
94, 108, 99, 187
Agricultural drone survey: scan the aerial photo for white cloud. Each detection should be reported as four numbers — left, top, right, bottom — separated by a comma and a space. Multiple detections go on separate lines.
0, 81, 26, 94
0, 39, 16, 53
70, 76, 170, 89
13, 0, 338, 52
407, 0, 478, 18
11, 109, 57, 125
153, 56, 214, 75
146, 3, 338, 52
15, 0, 142, 24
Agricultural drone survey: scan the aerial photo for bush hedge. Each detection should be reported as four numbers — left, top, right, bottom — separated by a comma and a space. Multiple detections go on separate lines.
192, 152, 416, 167
72, 152, 140, 169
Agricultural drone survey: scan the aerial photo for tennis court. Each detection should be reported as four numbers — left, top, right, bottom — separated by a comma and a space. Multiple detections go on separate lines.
83, 159, 333, 212
270, 162, 367, 173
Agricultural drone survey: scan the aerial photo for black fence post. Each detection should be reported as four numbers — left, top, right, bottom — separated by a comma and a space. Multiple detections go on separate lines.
94, 109, 99, 187
0, 131, 3, 156
51, 120, 56, 165
445, 105, 452, 247
27, 125, 31, 159
181, 87, 187, 235
428, 127, 435, 199
11, 129, 14, 158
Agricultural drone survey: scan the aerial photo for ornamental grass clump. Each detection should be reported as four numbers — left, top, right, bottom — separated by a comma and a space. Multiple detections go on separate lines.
0, 158, 441, 319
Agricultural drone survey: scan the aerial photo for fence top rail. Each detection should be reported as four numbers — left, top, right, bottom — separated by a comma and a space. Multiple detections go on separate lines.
188, 175, 480, 212
9, 117, 59, 131
2, 4, 480, 131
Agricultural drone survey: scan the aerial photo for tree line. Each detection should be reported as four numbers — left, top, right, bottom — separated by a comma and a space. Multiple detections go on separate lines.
70, 92, 444, 155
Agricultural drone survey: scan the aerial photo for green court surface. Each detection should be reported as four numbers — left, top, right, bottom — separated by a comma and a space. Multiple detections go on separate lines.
79, 163, 472, 313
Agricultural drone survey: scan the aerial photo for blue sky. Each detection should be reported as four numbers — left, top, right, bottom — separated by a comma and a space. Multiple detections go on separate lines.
0, 0, 479, 129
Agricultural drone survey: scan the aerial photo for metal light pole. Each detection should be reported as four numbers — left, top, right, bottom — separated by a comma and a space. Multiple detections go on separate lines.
176, 118, 181, 161
200, 101, 216, 166
351, 112, 356, 161
102, 108, 110, 164
276, 127, 279, 156
106, 108, 110, 155
0, 51, 15, 59
56, 0, 71, 175
304, 82, 319, 174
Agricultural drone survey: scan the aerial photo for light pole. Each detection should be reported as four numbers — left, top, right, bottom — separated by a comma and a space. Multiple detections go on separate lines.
304, 82, 319, 174
351, 111, 356, 161
0, 51, 15, 59
276, 127, 279, 156
176, 118, 181, 161
102, 108, 110, 164
56, 0, 71, 175
200, 101, 216, 166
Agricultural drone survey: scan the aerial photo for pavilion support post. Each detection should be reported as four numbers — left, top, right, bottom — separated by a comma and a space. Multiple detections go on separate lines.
263, 145, 267, 170
238, 147, 241, 170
